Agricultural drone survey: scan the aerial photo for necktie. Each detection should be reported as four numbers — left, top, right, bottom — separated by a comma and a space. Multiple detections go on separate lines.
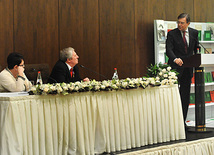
183, 31, 188, 53
70, 68, 73, 77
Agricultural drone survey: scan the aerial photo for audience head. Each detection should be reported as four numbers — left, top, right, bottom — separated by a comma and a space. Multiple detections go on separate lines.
177, 13, 190, 32
7, 52, 24, 69
60, 47, 79, 67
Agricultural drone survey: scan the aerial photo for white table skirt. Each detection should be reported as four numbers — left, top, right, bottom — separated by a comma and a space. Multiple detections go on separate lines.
0, 85, 185, 155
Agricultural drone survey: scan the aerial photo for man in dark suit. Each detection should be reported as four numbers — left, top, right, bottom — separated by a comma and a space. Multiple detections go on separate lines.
166, 13, 199, 124
48, 47, 89, 83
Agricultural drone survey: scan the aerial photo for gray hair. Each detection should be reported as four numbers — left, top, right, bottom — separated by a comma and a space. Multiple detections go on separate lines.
60, 47, 74, 62
178, 13, 190, 23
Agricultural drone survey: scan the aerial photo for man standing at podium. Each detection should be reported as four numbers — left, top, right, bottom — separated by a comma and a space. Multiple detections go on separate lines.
166, 13, 199, 125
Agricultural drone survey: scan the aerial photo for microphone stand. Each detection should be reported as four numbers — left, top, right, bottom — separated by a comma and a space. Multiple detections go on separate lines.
189, 34, 210, 54
80, 65, 108, 79
198, 41, 210, 54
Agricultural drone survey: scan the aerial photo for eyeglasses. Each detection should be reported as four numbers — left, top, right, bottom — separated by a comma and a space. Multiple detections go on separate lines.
19, 64, 25, 67
177, 21, 186, 25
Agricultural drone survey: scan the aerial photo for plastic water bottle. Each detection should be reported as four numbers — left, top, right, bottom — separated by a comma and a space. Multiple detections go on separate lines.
197, 48, 200, 54
112, 68, 119, 80
36, 71, 43, 85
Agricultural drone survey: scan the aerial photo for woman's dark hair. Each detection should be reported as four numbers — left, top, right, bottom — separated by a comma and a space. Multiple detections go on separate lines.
7, 52, 24, 69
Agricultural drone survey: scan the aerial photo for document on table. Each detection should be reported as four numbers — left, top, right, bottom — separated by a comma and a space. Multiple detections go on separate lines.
0, 92, 29, 97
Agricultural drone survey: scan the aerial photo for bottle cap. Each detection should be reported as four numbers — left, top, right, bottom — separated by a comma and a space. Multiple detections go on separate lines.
114, 68, 117, 70
38, 71, 41, 73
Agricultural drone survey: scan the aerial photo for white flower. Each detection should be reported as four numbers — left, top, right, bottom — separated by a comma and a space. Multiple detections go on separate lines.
95, 85, 100, 90
143, 80, 150, 86
159, 72, 163, 76
62, 86, 68, 91
167, 66, 171, 71
161, 79, 168, 85
69, 85, 74, 91
163, 74, 168, 78
169, 72, 176, 76
156, 77, 160, 81
151, 81, 155, 85
126, 78, 131, 81
30, 86, 36, 91
122, 82, 128, 88
129, 80, 134, 85
116, 81, 120, 87
102, 80, 108, 85
147, 78, 155, 85
69, 83, 75, 90
40, 84, 46, 90
172, 79, 177, 84
50, 85, 56, 91
162, 69, 167, 73
57, 87, 63, 93
43, 87, 49, 93
168, 79, 174, 85
111, 84, 118, 89
101, 85, 106, 89
74, 86, 79, 91
102, 80, 110, 87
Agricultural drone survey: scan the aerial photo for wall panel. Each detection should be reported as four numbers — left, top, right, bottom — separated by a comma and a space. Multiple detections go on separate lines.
0, 0, 13, 68
165, 0, 194, 21
99, 0, 135, 79
194, 0, 214, 22
59, 0, 99, 80
135, 0, 166, 77
14, 0, 59, 69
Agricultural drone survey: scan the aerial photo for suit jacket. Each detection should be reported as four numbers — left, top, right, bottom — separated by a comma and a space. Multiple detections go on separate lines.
166, 27, 199, 77
48, 60, 82, 84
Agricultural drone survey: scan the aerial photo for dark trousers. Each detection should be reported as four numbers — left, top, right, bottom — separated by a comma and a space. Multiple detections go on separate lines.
178, 68, 192, 122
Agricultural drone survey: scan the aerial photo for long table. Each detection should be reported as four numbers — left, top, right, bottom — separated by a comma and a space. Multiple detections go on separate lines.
0, 85, 185, 155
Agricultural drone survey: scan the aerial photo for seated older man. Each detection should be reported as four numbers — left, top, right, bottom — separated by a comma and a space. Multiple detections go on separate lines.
0, 52, 32, 92
48, 47, 89, 84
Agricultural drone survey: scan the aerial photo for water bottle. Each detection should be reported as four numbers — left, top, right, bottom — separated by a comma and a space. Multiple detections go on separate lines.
36, 71, 43, 85
112, 68, 119, 80
197, 48, 200, 54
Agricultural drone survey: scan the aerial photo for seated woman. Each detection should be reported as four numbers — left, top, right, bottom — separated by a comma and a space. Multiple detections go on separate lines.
0, 52, 32, 92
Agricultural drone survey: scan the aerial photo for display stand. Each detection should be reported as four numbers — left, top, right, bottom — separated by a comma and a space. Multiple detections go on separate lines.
183, 54, 214, 132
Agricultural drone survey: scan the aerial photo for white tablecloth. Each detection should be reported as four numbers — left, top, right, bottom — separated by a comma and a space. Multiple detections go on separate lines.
0, 85, 185, 155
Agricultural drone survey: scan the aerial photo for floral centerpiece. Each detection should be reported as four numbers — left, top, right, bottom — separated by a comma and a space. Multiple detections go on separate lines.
146, 63, 179, 85
29, 63, 178, 95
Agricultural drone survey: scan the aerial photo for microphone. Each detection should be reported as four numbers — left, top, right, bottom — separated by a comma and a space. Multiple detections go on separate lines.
31, 68, 36, 72
189, 34, 210, 54
80, 65, 108, 79
48, 76, 58, 83
197, 41, 210, 54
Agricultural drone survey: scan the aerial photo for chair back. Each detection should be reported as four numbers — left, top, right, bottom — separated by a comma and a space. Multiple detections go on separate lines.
25, 64, 50, 84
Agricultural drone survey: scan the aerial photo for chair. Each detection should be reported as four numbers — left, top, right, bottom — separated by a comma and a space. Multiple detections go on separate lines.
24, 64, 50, 84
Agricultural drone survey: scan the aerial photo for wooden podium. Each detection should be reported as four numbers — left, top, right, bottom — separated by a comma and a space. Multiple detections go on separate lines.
183, 54, 214, 132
